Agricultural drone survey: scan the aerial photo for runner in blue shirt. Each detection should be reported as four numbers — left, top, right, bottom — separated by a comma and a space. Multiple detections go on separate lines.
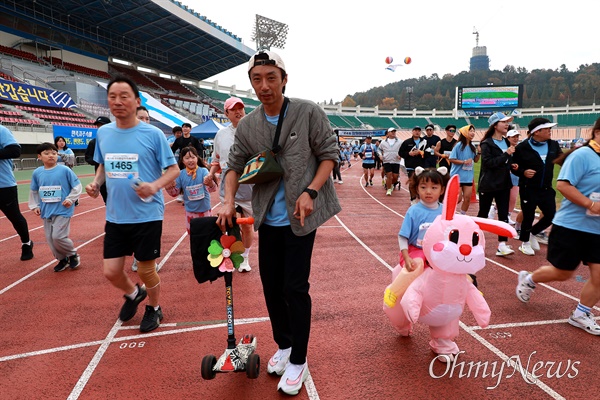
359, 136, 377, 186
0, 125, 33, 261
85, 75, 179, 333
29, 142, 81, 272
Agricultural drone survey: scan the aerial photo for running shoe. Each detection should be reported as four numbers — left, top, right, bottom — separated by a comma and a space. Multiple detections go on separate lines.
534, 232, 549, 245
488, 205, 497, 220
21, 241, 34, 261
518, 242, 535, 256
496, 242, 514, 256
69, 254, 81, 269
54, 257, 69, 272
516, 271, 535, 303
119, 284, 147, 322
267, 347, 291, 375
140, 305, 163, 333
568, 312, 600, 335
529, 234, 540, 251
386, 188, 393, 196
238, 258, 252, 272
277, 361, 309, 396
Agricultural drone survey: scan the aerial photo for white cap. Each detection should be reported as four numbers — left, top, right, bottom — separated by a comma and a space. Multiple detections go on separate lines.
506, 129, 520, 137
248, 50, 286, 73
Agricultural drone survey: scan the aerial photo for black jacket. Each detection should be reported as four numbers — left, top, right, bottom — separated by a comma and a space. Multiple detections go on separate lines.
512, 139, 562, 189
478, 136, 513, 192
399, 137, 426, 170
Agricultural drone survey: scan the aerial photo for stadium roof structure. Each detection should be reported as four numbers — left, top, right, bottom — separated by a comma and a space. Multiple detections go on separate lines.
0, 0, 256, 81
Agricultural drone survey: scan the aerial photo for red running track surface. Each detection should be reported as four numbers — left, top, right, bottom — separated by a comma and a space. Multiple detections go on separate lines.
0, 163, 596, 399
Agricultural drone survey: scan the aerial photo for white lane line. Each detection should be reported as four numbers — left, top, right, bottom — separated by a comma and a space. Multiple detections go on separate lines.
460, 321, 565, 400
67, 321, 122, 400
0, 318, 271, 363
0, 205, 107, 243
0, 232, 105, 295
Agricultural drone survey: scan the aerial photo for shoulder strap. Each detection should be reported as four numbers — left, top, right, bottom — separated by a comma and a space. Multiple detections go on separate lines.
272, 97, 289, 154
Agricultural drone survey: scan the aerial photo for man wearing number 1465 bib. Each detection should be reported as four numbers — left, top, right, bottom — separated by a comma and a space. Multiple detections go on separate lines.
86, 76, 179, 333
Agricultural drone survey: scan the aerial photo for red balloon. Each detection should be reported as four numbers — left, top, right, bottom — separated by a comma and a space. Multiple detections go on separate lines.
404, 57, 412, 65
385, 56, 393, 64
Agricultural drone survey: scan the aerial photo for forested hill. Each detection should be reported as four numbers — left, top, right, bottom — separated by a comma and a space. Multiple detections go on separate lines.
342, 63, 600, 110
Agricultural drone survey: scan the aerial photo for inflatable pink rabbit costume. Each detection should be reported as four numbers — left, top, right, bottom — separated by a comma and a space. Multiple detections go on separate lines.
384, 174, 516, 360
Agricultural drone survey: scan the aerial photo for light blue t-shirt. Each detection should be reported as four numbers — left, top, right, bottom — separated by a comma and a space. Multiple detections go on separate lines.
0, 125, 18, 188
552, 146, 600, 234
449, 143, 477, 184
399, 201, 443, 248
174, 167, 212, 214
359, 143, 376, 164
30, 165, 80, 219
264, 112, 290, 226
94, 121, 177, 223
57, 148, 75, 166
529, 139, 548, 162
493, 138, 508, 152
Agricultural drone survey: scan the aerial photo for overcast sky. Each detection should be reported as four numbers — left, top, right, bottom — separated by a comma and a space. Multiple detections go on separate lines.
185, 0, 598, 104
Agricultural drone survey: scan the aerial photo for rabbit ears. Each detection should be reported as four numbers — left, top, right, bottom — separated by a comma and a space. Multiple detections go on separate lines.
441, 175, 518, 237
442, 174, 460, 221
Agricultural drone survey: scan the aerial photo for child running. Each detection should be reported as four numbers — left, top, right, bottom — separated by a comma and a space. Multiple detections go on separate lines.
384, 167, 449, 306
166, 146, 216, 233
29, 142, 82, 272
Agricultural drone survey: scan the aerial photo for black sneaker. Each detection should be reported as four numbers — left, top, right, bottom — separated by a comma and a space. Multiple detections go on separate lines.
69, 254, 80, 269
119, 284, 147, 322
21, 242, 34, 261
140, 305, 163, 332
54, 258, 69, 272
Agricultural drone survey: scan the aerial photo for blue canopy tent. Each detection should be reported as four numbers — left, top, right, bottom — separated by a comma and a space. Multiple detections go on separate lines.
190, 119, 227, 139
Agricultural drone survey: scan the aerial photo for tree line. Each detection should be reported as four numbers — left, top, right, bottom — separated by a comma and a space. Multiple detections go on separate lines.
340, 63, 600, 110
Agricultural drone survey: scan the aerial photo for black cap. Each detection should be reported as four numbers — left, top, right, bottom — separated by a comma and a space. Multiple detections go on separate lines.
413, 126, 422, 131
94, 116, 111, 126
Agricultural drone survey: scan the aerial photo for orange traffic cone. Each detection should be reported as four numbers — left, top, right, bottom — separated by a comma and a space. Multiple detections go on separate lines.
471, 178, 478, 203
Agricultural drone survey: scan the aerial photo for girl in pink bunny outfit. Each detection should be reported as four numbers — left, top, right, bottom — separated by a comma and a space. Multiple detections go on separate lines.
384, 174, 516, 362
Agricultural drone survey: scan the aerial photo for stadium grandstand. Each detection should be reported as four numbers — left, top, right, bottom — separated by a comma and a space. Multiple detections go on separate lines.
0, 0, 598, 167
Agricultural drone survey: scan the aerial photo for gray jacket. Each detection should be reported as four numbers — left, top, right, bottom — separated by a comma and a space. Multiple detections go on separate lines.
227, 98, 341, 235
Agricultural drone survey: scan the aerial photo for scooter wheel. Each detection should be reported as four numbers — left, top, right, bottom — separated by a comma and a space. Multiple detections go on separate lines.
246, 352, 260, 379
201, 354, 217, 380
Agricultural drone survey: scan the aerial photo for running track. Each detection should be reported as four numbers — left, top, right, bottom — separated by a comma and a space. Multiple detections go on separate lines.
1, 163, 597, 399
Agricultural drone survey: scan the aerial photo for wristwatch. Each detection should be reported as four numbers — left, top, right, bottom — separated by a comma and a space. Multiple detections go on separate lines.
303, 188, 318, 199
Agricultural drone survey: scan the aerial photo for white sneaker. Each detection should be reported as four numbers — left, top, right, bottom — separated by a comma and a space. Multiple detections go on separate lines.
176, 194, 184, 203
516, 271, 535, 303
386, 188, 393, 196
568, 312, 600, 335
529, 234, 541, 251
332, 178, 338, 183
508, 217, 516, 225
337, 180, 343, 184
496, 242, 514, 256
267, 347, 291, 375
488, 205, 497, 220
534, 232, 549, 245
277, 361, 309, 396
238, 259, 251, 272
519, 242, 535, 256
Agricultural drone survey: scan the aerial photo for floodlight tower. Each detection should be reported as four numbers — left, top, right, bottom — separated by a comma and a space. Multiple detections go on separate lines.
252, 14, 288, 51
